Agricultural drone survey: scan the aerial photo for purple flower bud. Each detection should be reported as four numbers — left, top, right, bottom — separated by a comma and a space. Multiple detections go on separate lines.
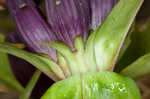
7, 0, 57, 61
46, 0, 91, 48
90, 0, 118, 30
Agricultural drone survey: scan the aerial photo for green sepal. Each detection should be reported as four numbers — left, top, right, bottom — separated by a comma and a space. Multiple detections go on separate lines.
41, 42, 79, 75
57, 53, 71, 77
94, 0, 143, 71
0, 42, 65, 81
42, 37, 96, 76
42, 72, 141, 99
74, 37, 91, 74
74, 36, 84, 53
120, 53, 150, 79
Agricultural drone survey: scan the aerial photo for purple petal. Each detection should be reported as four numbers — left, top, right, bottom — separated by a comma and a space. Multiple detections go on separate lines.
46, 0, 91, 48
7, 0, 57, 61
90, 0, 118, 30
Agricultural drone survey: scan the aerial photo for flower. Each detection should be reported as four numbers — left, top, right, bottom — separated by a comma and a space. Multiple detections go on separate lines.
3, 0, 144, 98
7, 0, 118, 60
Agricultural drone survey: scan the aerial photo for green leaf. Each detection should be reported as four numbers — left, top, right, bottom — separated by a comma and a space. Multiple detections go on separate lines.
0, 42, 65, 81
115, 19, 150, 72
2, 42, 25, 49
117, 33, 132, 62
19, 70, 41, 99
42, 72, 141, 99
120, 53, 150, 79
0, 34, 24, 92
42, 76, 82, 99
94, 0, 143, 71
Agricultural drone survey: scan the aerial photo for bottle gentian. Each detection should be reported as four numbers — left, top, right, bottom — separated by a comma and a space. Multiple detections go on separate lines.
0, 0, 144, 98
6, 0, 119, 77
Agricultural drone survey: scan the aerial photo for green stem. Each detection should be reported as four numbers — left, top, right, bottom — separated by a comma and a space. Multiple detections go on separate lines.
19, 70, 41, 99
